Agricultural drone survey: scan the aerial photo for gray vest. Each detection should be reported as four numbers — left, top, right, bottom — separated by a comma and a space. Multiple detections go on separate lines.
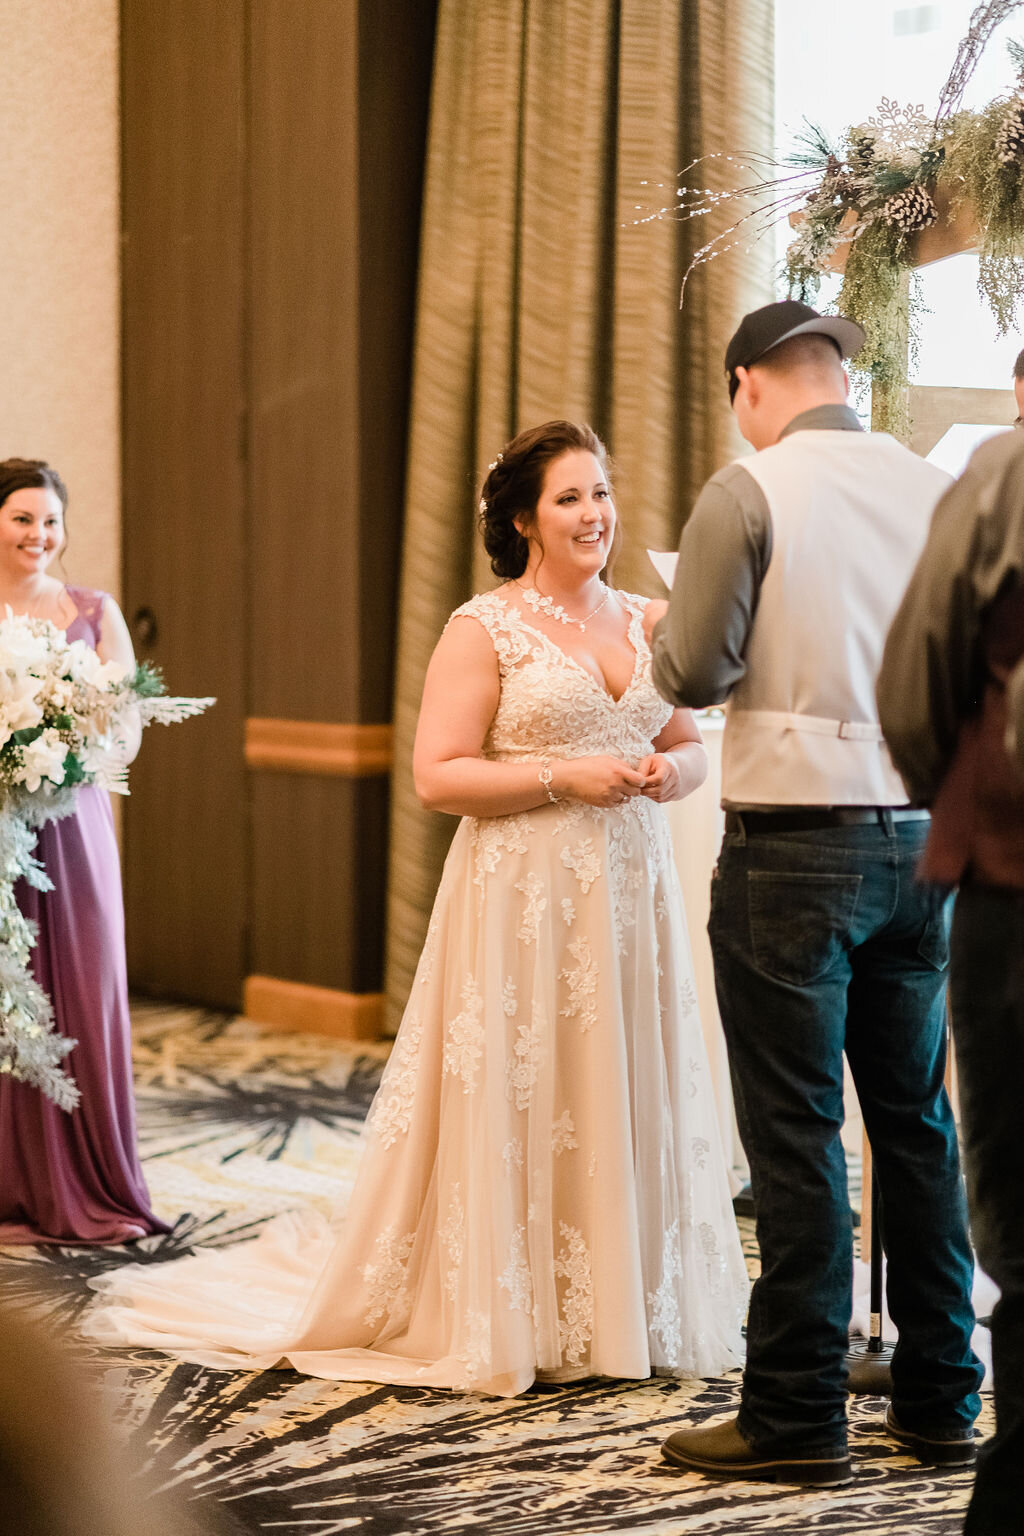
722, 429, 950, 806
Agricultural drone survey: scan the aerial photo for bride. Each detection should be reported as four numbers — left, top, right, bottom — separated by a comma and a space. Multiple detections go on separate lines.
85, 419, 748, 1395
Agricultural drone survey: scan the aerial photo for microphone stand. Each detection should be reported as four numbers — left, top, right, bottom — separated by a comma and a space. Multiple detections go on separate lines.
847, 1161, 895, 1393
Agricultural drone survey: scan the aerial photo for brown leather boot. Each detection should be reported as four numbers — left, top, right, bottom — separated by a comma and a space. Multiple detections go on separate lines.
884, 1405, 977, 1466
661, 1415, 853, 1487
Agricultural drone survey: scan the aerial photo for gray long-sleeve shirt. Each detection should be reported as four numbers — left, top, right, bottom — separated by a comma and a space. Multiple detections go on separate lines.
650, 404, 863, 707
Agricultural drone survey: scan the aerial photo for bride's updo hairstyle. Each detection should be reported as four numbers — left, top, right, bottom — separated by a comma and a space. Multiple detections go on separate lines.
479, 420, 610, 579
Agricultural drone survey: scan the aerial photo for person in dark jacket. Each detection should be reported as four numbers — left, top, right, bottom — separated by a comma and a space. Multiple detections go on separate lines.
878, 428, 1024, 1536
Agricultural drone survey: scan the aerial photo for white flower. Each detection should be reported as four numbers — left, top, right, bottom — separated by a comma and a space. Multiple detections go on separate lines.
0, 613, 57, 670
64, 639, 127, 689
18, 729, 68, 792
41, 678, 70, 711
0, 679, 44, 737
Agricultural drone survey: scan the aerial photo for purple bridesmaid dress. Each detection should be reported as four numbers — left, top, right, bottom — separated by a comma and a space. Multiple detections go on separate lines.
0, 586, 169, 1244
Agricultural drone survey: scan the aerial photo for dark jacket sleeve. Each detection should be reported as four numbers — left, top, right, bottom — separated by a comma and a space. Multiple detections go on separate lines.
650, 462, 772, 708
877, 432, 1024, 805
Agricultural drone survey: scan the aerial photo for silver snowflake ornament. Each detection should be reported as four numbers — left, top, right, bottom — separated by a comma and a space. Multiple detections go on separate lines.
864, 97, 932, 156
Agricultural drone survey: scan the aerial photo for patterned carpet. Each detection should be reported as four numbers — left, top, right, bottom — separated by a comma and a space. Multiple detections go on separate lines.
0, 1002, 991, 1535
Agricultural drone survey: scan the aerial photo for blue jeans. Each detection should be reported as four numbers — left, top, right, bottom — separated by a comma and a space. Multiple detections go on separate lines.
709, 816, 982, 1453
951, 884, 1024, 1535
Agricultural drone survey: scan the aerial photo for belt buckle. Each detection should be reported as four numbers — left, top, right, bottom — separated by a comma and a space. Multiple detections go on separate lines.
837, 720, 854, 740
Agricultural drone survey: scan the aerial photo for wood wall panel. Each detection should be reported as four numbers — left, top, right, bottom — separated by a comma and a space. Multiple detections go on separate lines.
121, 0, 248, 1008
248, 0, 361, 725
121, 2, 436, 1015
249, 776, 389, 993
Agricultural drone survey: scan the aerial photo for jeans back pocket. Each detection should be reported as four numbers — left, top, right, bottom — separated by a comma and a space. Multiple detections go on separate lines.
747, 871, 863, 986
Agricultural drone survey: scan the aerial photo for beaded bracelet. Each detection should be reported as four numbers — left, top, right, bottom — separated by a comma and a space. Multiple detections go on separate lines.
538, 760, 559, 804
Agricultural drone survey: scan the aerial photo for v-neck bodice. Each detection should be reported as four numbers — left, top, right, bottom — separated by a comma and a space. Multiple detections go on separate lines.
448, 589, 674, 766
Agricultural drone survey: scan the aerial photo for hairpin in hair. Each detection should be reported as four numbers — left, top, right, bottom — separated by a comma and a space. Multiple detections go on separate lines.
487, 452, 503, 472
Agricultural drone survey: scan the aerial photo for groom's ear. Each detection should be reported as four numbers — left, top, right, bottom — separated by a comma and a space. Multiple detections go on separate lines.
734, 364, 754, 407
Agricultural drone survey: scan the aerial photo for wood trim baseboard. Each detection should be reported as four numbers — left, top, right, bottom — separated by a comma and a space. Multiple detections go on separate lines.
243, 974, 385, 1040
245, 719, 392, 776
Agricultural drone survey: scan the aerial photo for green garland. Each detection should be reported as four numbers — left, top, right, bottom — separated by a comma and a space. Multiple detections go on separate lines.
783, 50, 1024, 432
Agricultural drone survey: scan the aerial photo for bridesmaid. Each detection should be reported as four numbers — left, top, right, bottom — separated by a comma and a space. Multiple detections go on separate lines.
0, 459, 167, 1244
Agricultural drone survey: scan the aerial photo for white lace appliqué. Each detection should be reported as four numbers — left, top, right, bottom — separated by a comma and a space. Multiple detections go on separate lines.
560, 897, 576, 926
560, 837, 602, 894
415, 909, 442, 990
687, 1055, 702, 1099
498, 1225, 533, 1315
648, 1219, 683, 1360
552, 1109, 578, 1155
607, 810, 646, 953
553, 799, 589, 835
502, 1137, 524, 1172
360, 1225, 415, 1329
442, 974, 484, 1093
554, 1222, 593, 1365
515, 872, 547, 945
472, 813, 532, 891
439, 1184, 465, 1303
700, 1220, 726, 1297
455, 1309, 492, 1387
366, 1011, 424, 1149
506, 999, 545, 1110
559, 936, 599, 1032
501, 978, 518, 1017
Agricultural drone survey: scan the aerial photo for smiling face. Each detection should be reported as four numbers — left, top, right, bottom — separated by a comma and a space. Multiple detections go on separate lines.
0, 486, 66, 579
518, 449, 615, 580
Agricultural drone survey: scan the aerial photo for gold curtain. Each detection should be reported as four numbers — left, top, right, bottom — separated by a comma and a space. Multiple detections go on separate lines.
385, 0, 774, 1029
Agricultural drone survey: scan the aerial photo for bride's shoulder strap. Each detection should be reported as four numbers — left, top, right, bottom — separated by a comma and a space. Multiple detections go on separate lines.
445, 589, 512, 638
444, 589, 527, 663
615, 589, 650, 616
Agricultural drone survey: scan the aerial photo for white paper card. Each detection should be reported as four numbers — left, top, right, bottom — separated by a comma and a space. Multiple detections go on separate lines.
647, 548, 678, 588
926, 423, 1011, 481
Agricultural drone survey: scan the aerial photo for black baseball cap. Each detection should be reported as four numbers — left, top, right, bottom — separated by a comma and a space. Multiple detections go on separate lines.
724, 300, 865, 402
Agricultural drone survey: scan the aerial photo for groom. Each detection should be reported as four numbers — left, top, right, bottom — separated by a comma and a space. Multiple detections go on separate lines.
644, 299, 982, 1486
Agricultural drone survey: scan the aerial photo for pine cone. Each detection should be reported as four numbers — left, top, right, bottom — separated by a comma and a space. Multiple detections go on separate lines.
848, 130, 876, 171
809, 170, 854, 207
996, 99, 1024, 165
881, 183, 938, 235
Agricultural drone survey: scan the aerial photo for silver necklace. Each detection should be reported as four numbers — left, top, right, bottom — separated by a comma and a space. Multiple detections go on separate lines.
518, 581, 610, 632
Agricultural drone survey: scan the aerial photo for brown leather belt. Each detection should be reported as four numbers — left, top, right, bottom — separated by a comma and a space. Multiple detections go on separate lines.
725, 808, 930, 834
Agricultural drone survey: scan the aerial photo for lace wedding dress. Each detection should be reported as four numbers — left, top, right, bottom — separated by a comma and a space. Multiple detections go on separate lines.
84, 590, 747, 1395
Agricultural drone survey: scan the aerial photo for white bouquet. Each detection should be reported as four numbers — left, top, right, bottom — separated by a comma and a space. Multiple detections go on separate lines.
0, 610, 213, 1108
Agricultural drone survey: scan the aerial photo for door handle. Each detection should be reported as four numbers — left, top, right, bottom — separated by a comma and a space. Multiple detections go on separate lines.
130, 606, 158, 648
